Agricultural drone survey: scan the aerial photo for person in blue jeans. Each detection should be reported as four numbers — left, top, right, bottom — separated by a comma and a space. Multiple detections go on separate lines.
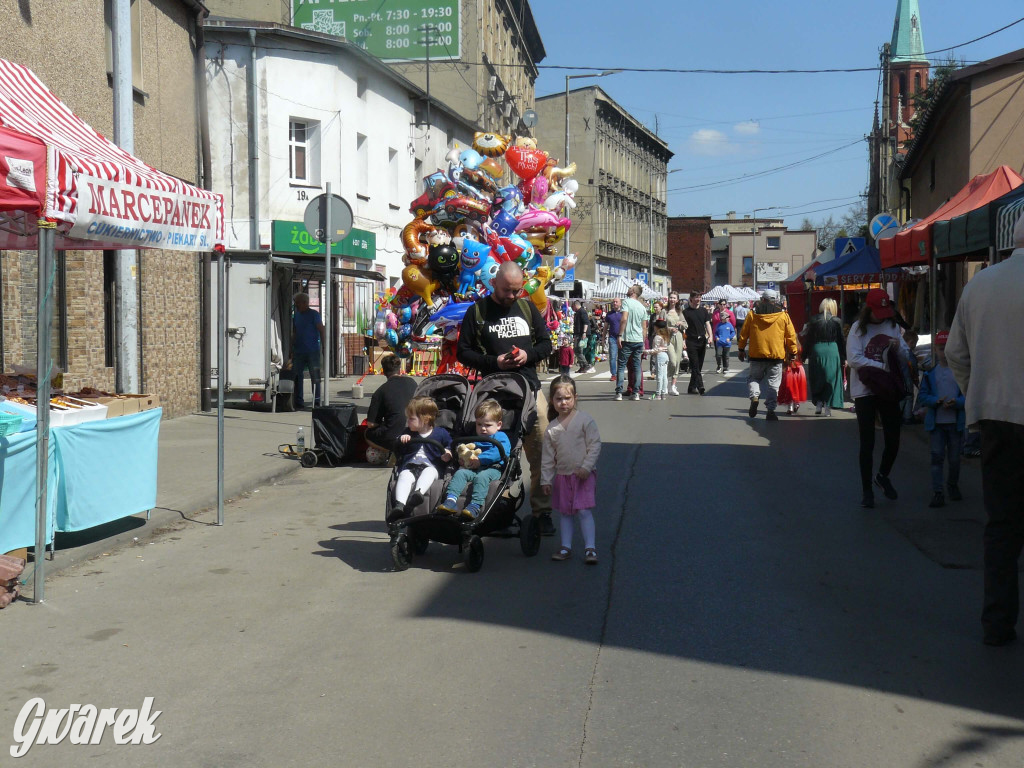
290, 292, 325, 410
438, 399, 511, 519
604, 298, 623, 382
615, 284, 648, 401
917, 330, 965, 508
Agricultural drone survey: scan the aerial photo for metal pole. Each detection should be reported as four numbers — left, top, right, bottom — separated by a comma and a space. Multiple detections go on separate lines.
649, 170, 654, 288
752, 218, 757, 293
216, 249, 225, 526
323, 183, 332, 407
32, 221, 55, 603
564, 75, 570, 258
248, 30, 260, 252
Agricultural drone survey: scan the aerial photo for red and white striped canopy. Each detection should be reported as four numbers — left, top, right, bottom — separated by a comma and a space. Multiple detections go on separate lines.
0, 58, 223, 251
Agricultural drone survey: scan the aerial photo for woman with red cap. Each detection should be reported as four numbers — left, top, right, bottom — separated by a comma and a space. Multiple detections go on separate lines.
846, 288, 912, 509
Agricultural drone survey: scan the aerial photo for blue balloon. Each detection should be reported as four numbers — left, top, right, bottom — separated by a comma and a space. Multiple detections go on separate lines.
385, 328, 400, 349
429, 300, 473, 330
398, 306, 413, 324
399, 323, 412, 340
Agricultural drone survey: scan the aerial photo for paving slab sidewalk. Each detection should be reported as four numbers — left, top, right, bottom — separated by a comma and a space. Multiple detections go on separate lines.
47, 378, 387, 573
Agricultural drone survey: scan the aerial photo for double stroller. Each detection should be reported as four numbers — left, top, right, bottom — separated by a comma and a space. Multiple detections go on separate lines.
385, 372, 541, 573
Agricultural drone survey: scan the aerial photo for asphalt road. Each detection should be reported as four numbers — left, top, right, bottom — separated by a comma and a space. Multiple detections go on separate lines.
3, 364, 1022, 768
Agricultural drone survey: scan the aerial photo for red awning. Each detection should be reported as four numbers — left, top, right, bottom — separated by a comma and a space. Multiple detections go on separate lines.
0, 58, 223, 251
880, 165, 1024, 268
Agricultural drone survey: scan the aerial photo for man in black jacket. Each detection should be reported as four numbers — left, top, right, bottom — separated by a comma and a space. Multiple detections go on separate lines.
365, 353, 417, 454
457, 262, 555, 534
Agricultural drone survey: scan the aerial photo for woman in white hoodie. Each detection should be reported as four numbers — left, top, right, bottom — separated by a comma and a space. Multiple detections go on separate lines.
846, 289, 910, 509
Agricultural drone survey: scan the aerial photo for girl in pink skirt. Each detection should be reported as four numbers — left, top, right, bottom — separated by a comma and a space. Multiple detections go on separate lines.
540, 376, 603, 564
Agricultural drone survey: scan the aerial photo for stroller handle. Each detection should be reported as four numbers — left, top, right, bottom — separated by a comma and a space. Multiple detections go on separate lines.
400, 436, 450, 454
451, 434, 508, 463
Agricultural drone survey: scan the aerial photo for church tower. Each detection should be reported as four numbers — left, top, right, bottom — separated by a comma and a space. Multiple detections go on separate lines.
869, 0, 930, 220
888, 0, 930, 148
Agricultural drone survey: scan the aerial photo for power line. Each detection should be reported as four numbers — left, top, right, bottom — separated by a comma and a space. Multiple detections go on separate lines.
922, 15, 1024, 56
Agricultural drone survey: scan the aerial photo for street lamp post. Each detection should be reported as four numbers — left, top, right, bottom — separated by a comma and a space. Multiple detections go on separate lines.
650, 167, 682, 292
564, 70, 621, 256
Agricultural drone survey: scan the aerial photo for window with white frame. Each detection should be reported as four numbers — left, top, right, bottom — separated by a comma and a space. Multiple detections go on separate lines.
289, 119, 320, 184
766, 236, 781, 250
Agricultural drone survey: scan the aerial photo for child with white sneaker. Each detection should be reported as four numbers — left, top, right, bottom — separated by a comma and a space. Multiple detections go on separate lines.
391, 397, 452, 520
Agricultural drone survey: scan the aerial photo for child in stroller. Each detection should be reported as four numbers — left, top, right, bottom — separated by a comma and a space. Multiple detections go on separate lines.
385, 372, 542, 573
390, 397, 453, 520
437, 399, 511, 520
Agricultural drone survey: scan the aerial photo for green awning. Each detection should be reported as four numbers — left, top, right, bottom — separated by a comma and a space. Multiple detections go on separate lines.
933, 184, 1024, 261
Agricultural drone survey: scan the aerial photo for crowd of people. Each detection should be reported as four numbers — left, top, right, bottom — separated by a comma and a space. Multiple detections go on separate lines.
360, 217, 1024, 645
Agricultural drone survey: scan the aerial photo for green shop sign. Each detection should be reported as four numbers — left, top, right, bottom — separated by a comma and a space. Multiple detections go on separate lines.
290, 0, 461, 62
272, 220, 375, 260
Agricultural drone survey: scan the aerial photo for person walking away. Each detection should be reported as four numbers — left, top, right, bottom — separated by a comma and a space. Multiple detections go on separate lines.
437, 399, 511, 520
541, 376, 602, 564
365, 353, 418, 454
457, 262, 555, 535
390, 397, 453, 520
734, 301, 750, 339
917, 331, 965, 509
712, 299, 736, 373
290, 292, 325, 410
604, 298, 623, 382
651, 323, 671, 400
846, 288, 910, 509
945, 217, 1024, 646
736, 289, 799, 421
615, 285, 649, 401
900, 329, 921, 424
664, 292, 687, 395
802, 298, 846, 416
572, 300, 592, 374
681, 292, 713, 394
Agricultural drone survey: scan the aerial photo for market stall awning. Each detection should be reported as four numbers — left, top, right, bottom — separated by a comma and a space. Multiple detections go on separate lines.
0, 58, 223, 251
880, 165, 1023, 268
815, 244, 901, 286
933, 182, 1024, 261
591, 276, 633, 298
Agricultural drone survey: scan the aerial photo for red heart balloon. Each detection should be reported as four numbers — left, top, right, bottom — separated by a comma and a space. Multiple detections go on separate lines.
505, 147, 549, 181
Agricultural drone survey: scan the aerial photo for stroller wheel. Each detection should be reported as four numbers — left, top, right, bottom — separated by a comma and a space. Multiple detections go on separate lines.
300, 450, 318, 468
463, 535, 484, 573
519, 513, 541, 557
391, 534, 412, 571
410, 530, 430, 556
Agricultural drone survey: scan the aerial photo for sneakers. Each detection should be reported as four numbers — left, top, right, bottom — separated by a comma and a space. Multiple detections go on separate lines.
948, 485, 963, 501
406, 490, 424, 510
630, 393, 640, 401
436, 495, 460, 515
539, 514, 557, 537
609, 374, 616, 382
698, 388, 706, 396
585, 366, 596, 373
670, 385, 679, 396
716, 366, 723, 374
860, 492, 875, 509
874, 473, 898, 500
765, 410, 779, 422
460, 503, 481, 520
815, 402, 823, 415
929, 491, 945, 508
823, 406, 832, 417
614, 393, 623, 401
792, 402, 800, 414
748, 398, 760, 418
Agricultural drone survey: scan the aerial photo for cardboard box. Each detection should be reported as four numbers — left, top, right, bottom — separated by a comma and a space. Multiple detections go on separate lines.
77, 395, 132, 419
125, 394, 160, 411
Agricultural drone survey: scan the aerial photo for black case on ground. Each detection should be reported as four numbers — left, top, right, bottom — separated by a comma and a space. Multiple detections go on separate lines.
311, 403, 358, 465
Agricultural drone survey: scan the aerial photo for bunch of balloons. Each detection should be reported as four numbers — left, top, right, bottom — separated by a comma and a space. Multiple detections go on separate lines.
372, 131, 579, 362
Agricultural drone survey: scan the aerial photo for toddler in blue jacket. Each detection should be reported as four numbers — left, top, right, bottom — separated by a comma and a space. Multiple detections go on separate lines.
916, 331, 965, 508
438, 399, 510, 520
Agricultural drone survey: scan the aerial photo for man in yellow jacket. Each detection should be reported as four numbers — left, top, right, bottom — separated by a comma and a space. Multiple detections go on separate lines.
737, 289, 800, 421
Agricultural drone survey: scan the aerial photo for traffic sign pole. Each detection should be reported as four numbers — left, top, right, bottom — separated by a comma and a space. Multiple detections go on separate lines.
323, 183, 332, 407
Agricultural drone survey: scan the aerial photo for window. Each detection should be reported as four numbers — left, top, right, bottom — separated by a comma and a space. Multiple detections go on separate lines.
914, 72, 921, 93
743, 256, 753, 275
766, 236, 781, 250
289, 119, 320, 185
104, 0, 144, 91
356, 133, 368, 194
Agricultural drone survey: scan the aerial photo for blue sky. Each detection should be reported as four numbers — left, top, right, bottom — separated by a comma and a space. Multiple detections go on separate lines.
529, 0, 1024, 229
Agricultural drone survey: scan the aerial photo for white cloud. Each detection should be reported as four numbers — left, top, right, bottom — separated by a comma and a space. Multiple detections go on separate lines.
688, 128, 736, 157
734, 121, 760, 135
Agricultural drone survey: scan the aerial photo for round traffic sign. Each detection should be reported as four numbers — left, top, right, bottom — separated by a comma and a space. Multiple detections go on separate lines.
869, 213, 900, 239
304, 193, 354, 244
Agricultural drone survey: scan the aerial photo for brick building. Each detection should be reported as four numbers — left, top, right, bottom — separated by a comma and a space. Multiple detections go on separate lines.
1, 0, 210, 418
666, 217, 713, 293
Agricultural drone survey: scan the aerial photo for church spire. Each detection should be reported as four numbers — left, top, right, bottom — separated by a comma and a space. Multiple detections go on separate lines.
891, 0, 928, 63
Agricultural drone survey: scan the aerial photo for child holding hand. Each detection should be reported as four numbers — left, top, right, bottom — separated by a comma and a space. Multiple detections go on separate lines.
917, 330, 965, 508
437, 399, 511, 520
541, 376, 602, 564
391, 397, 452, 520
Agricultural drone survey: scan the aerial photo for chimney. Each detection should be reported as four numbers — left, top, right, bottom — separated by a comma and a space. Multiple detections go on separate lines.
727, 211, 736, 219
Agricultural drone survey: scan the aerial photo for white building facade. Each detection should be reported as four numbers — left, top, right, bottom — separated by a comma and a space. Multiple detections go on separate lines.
204, 20, 479, 284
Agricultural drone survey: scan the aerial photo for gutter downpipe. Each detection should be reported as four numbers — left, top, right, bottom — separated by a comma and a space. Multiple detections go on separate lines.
195, 11, 214, 411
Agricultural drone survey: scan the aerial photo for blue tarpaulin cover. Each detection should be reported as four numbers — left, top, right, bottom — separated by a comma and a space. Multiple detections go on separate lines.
53, 408, 161, 533
0, 429, 57, 553
815, 245, 901, 286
